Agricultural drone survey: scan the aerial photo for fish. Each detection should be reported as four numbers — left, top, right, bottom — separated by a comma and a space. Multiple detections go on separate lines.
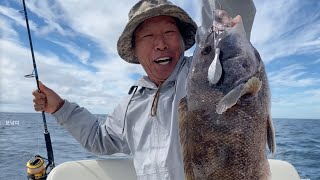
178, 9, 276, 180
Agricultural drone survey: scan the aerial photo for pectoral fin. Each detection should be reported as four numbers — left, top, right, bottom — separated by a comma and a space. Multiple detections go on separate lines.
216, 77, 262, 114
267, 114, 276, 156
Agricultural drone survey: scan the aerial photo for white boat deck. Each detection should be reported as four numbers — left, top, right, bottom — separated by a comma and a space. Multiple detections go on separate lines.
47, 159, 300, 180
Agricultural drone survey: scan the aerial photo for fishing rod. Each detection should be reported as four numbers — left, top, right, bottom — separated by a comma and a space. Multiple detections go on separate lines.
21, 0, 55, 179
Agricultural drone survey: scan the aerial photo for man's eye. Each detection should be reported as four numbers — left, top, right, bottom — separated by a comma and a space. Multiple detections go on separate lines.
142, 34, 153, 38
165, 30, 175, 34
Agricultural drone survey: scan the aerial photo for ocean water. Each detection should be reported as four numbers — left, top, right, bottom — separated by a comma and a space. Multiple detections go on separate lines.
0, 112, 319, 180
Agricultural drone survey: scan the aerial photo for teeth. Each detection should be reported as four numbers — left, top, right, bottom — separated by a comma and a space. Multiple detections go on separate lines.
155, 57, 171, 64
156, 57, 170, 61
159, 61, 170, 65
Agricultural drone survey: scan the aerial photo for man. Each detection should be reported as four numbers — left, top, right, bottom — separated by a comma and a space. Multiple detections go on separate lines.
33, 0, 255, 179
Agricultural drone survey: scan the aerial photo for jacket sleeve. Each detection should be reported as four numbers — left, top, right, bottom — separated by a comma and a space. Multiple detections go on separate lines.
52, 97, 131, 155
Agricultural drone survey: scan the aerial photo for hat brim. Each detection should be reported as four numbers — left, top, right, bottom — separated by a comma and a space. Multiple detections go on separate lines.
117, 4, 197, 64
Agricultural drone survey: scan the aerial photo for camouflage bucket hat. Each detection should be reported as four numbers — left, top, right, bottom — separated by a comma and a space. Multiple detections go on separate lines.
117, 0, 197, 64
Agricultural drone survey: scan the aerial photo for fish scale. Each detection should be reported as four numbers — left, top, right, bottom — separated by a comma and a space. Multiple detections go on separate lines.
178, 8, 275, 180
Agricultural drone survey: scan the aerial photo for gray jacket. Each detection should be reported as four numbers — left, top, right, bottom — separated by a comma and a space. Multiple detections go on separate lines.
53, 55, 192, 180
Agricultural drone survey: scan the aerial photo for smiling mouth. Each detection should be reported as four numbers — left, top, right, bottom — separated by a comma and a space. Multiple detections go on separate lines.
154, 57, 172, 65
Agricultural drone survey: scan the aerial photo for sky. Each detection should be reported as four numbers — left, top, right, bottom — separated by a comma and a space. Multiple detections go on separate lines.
0, 0, 319, 119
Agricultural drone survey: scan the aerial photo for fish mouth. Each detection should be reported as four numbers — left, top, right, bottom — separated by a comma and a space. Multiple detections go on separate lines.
154, 57, 172, 65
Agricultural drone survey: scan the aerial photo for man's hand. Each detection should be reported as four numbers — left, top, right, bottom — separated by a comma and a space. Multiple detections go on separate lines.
33, 82, 64, 113
213, 10, 261, 84
214, 10, 255, 62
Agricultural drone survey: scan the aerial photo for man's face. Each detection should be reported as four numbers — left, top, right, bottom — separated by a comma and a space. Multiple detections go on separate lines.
134, 16, 184, 85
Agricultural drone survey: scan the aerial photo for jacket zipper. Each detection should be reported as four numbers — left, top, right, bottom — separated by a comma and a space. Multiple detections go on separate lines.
154, 115, 160, 179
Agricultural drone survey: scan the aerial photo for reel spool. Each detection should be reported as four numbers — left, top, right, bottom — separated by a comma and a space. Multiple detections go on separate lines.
26, 155, 47, 180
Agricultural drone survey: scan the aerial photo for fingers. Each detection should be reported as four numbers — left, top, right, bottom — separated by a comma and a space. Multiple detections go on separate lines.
33, 98, 46, 105
33, 92, 47, 111
38, 81, 54, 95
33, 100, 47, 111
31, 82, 64, 113
38, 81, 47, 92
213, 10, 244, 31
32, 90, 46, 99
216, 15, 247, 60
231, 15, 242, 27
214, 10, 233, 30
34, 104, 46, 112
32, 84, 47, 111
230, 15, 247, 41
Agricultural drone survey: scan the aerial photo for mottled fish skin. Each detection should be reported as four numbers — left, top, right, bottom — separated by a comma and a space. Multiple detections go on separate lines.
178, 10, 275, 180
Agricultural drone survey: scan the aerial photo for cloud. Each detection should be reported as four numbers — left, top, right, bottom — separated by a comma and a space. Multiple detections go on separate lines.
0, 15, 19, 41
0, 1, 145, 114
0, 5, 38, 31
25, 0, 200, 56
0, 36, 144, 113
269, 63, 320, 119
50, 0, 134, 55
24, 0, 73, 37
271, 88, 320, 119
49, 39, 91, 64
313, 59, 320, 64
251, 0, 320, 63
268, 64, 320, 87
1, 0, 319, 119
0, 38, 72, 111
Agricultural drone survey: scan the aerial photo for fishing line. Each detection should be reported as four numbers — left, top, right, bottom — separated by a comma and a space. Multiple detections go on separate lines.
213, 0, 221, 51
213, 0, 217, 50
21, 0, 55, 178
18, 0, 41, 163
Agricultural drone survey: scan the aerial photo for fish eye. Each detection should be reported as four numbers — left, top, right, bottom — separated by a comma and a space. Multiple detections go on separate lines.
201, 46, 212, 55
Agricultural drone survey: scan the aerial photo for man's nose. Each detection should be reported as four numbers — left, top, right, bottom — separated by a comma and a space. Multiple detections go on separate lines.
154, 35, 168, 51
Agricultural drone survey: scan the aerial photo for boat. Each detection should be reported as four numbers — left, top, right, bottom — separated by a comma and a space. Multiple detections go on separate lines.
47, 158, 300, 180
